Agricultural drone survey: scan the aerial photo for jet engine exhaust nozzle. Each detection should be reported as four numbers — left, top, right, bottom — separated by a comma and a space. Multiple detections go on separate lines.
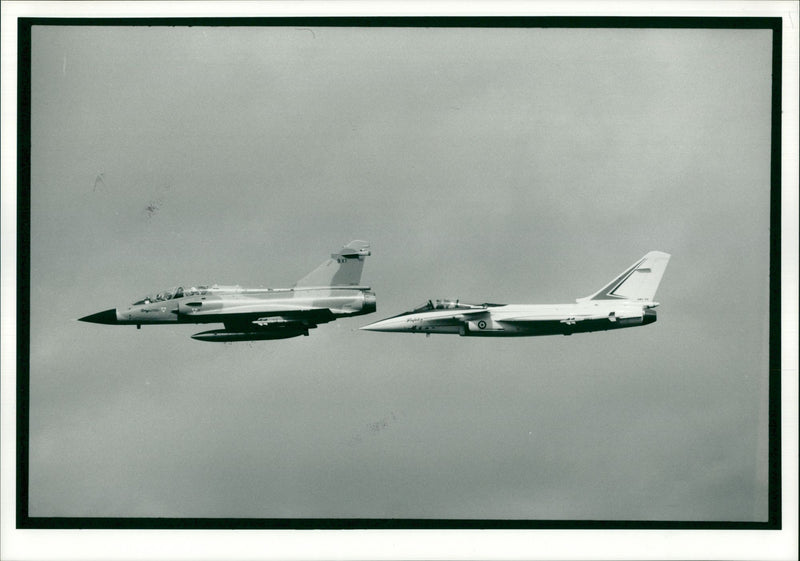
363, 291, 377, 315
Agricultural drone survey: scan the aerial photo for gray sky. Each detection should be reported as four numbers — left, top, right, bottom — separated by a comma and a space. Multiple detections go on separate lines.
27, 25, 772, 520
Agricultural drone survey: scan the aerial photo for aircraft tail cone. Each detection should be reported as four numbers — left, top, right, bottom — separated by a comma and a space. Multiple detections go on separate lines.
78, 308, 119, 325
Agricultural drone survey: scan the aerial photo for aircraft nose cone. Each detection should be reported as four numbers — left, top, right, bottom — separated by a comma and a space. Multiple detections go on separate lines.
78, 308, 119, 325
360, 319, 401, 332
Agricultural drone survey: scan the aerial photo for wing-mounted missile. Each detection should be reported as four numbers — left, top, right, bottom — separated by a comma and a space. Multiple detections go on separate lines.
252, 317, 297, 326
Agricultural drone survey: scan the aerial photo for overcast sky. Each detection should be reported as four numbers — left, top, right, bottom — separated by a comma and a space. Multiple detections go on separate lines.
26, 24, 773, 521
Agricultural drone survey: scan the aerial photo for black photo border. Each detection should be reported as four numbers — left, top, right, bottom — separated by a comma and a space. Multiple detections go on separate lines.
15, 15, 783, 531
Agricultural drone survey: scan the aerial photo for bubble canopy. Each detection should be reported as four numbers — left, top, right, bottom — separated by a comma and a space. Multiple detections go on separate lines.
132, 286, 207, 305
408, 299, 486, 313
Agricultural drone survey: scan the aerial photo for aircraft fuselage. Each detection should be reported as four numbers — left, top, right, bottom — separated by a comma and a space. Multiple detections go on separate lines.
82, 285, 376, 327
361, 301, 657, 337
79, 240, 377, 342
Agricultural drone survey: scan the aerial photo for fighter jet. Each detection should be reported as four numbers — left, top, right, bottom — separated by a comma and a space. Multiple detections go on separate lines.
79, 240, 376, 342
360, 251, 670, 337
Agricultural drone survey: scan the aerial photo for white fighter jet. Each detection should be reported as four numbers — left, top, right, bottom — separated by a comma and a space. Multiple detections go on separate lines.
360, 251, 670, 337
79, 241, 375, 342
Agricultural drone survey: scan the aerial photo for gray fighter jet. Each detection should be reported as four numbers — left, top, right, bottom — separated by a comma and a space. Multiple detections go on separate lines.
79, 241, 375, 342
361, 251, 670, 337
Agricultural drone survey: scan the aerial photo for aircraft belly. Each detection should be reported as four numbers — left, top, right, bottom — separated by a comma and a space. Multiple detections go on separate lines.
461, 321, 561, 337
427, 325, 461, 334
461, 318, 637, 337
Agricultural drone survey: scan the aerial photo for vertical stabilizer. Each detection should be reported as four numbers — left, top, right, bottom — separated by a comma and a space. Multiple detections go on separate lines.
577, 251, 671, 303
295, 241, 371, 287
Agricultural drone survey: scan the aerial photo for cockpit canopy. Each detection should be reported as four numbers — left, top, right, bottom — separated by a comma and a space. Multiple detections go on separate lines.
132, 286, 207, 305
409, 299, 483, 313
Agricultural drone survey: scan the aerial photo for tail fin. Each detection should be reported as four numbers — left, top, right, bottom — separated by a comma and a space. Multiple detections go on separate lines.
295, 240, 371, 287
576, 251, 671, 303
